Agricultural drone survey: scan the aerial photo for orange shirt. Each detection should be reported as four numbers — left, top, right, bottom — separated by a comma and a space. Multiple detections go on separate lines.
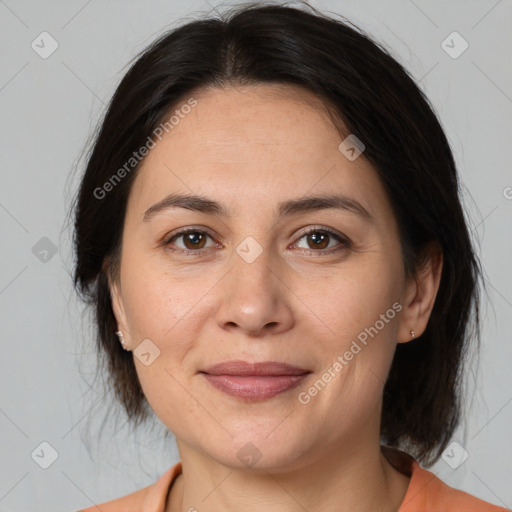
77, 449, 509, 512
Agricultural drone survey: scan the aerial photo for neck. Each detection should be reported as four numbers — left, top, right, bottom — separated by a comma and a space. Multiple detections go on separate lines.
166, 441, 410, 512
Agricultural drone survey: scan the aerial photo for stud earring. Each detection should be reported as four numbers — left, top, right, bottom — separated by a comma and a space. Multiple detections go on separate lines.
410, 330, 416, 339
115, 330, 130, 351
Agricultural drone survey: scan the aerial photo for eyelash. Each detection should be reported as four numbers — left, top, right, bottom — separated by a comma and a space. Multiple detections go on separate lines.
163, 226, 351, 257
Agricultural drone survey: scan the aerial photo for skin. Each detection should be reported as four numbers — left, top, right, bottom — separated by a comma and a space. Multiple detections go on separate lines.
109, 84, 443, 512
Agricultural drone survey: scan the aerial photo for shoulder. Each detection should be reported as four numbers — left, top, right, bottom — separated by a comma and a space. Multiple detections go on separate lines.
382, 446, 508, 512
76, 486, 149, 512
75, 462, 183, 512
401, 459, 509, 511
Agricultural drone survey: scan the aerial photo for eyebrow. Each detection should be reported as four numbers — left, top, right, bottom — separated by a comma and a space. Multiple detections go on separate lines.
142, 193, 373, 222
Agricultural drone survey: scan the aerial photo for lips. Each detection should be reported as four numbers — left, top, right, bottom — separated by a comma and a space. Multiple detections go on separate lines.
200, 360, 311, 400
202, 360, 310, 376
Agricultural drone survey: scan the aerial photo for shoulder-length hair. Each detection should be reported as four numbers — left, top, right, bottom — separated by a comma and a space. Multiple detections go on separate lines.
72, 2, 482, 466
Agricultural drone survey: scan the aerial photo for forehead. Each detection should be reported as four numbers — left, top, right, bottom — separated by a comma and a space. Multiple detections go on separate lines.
127, 84, 390, 222
152, 84, 343, 164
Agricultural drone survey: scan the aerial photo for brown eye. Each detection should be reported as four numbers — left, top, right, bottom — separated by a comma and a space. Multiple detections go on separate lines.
305, 231, 330, 250
293, 227, 350, 255
165, 229, 216, 254
181, 231, 208, 250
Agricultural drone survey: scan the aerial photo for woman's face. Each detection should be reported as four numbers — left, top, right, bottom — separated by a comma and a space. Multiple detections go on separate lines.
110, 84, 420, 470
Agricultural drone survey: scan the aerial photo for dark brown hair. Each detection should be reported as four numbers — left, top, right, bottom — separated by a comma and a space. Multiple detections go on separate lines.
71, 1, 482, 466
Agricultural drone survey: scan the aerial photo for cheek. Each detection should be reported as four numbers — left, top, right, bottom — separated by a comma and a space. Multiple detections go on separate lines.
298, 255, 402, 416
304, 257, 403, 345
120, 255, 196, 341
119, 251, 216, 381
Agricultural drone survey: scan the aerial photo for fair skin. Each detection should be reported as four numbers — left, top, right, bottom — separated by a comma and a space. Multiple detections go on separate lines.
109, 84, 443, 512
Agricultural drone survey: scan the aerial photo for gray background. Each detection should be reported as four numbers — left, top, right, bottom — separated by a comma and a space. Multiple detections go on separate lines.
0, 0, 511, 510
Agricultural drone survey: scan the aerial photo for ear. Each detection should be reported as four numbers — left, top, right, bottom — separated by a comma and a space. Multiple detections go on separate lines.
397, 241, 443, 343
104, 259, 130, 342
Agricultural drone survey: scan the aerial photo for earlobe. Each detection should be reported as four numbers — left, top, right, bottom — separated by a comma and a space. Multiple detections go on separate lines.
397, 242, 443, 344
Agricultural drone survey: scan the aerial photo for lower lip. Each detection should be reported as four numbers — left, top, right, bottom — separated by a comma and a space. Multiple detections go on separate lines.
202, 373, 309, 400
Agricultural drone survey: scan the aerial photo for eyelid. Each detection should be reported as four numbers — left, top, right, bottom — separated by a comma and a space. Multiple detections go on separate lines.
293, 225, 349, 242
164, 225, 217, 242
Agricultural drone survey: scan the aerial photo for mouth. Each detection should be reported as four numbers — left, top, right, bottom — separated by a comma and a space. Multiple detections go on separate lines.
200, 360, 312, 401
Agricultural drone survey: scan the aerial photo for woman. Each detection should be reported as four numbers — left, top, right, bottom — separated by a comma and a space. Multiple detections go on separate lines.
72, 3, 508, 511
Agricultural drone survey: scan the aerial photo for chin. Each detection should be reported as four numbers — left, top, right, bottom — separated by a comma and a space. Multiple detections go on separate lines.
207, 428, 314, 473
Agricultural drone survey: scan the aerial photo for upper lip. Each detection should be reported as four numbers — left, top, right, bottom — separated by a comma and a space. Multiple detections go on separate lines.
201, 360, 311, 376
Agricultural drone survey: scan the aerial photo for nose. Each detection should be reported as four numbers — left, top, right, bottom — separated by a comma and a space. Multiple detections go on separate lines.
215, 243, 295, 337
